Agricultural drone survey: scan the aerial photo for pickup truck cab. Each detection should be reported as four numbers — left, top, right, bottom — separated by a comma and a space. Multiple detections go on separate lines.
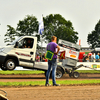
0, 36, 37, 70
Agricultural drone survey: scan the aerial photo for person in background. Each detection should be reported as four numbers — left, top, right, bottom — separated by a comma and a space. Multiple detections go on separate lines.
42, 53, 46, 62
95, 53, 100, 62
39, 54, 42, 62
83, 54, 87, 62
91, 53, 95, 62
99, 53, 100, 59
86, 54, 90, 62
35, 54, 40, 62
26, 39, 33, 48
45, 36, 60, 86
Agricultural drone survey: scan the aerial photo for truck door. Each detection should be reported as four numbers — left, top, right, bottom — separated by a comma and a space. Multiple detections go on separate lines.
15, 37, 37, 68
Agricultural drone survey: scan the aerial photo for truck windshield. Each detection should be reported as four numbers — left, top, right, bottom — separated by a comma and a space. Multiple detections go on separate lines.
10, 36, 23, 45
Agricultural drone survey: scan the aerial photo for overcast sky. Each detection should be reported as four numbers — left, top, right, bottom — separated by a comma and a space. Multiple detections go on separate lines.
0, 0, 100, 47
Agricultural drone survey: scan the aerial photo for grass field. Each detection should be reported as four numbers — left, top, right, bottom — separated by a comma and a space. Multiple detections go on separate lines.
76, 70, 100, 74
0, 70, 45, 75
0, 70, 100, 75
0, 70, 100, 86
0, 80, 100, 86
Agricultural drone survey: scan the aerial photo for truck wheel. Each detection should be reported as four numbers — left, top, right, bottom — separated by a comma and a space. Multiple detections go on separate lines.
56, 67, 63, 79
73, 72, 80, 78
5, 59, 16, 70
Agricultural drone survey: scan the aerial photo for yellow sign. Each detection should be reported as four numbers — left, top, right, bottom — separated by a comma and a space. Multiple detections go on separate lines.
92, 64, 100, 68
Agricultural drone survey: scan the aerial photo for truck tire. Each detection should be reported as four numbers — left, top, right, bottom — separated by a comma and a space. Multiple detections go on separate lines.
73, 72, 80, 78
5, 59, 16, 70
56, 67, 64, 79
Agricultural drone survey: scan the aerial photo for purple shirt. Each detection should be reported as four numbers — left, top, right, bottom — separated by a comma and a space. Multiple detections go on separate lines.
47, 42, 57, 59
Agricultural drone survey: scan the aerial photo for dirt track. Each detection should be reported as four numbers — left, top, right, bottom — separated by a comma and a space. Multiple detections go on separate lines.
1, 85, 100, 100
0, 73, 100, 82
0, 74, 100, 100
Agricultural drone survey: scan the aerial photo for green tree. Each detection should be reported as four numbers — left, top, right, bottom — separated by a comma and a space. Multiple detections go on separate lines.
4, 14, 79, 45
87, 20, 100, 48
4, 25, 16, 44
4, 15, 40, 44
16, 15, 38, 36
43, 14, 78, 43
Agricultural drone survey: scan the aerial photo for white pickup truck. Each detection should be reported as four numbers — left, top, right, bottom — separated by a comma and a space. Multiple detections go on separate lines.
0, 36, 38, 70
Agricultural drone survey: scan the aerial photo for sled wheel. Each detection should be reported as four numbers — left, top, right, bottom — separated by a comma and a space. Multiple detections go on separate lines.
73, 72, 80, 78
56, 67, 63, 79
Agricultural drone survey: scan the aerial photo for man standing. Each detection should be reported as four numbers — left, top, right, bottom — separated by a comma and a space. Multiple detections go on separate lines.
45, 36, 60, 86
95, 53, 100, 62
91, 53, 95, 62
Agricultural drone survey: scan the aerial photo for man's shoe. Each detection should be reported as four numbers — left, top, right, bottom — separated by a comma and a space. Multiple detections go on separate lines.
45, 83, 51, 86
53, 84, 60, 86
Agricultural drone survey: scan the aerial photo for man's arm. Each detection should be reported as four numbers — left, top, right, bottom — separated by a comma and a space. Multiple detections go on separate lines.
54, 45, 60, 55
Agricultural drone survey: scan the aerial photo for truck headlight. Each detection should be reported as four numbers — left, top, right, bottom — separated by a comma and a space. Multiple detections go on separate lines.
0, 48, 4, 52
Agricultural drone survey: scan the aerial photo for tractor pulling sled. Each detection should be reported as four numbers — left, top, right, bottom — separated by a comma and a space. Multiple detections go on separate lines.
56, 39, 99, 79
56, 39, 84, 79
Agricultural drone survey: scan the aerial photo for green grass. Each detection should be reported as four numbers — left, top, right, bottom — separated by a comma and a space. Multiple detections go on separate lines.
76, 70, 100, 74
0, 80, 100, 86
0, 70, 100, 75
0, 70, 45, 75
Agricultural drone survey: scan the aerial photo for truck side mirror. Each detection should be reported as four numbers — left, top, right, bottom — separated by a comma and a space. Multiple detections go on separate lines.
14, 42, 18, 48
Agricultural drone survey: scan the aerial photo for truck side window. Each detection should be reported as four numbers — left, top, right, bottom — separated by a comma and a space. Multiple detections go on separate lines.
18, 38, 34, 48
23, 38, 34, 48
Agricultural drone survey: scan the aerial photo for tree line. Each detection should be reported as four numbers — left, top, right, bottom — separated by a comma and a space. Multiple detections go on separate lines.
4, 13, 100, 49
87, 20, 100, 49
4, 14, 78, 46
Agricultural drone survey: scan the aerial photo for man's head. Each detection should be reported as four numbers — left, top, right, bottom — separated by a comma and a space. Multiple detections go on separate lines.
28, 39, 31, 44
51, 36, 57, 43
92, 53, 94, 55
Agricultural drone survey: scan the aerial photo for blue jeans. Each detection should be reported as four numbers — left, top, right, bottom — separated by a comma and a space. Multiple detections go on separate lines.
46, 58, 57, 84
